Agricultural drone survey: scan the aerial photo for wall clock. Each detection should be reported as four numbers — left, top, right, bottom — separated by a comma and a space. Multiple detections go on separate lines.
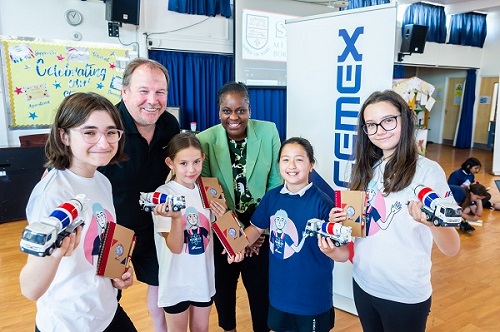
65, 9, 83, 26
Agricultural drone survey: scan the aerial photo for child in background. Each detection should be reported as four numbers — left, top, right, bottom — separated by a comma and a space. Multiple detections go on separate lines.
331, 90, 460, 332
448, 157, 482, 189
19, 92, 136, 332
232, 137, 350, 332
448, 157, 497, 211
152, 132, 226, 332
450, 183, 489, 232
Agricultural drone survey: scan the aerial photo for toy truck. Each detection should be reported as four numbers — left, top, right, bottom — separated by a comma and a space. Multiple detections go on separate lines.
139, 192, 186, 213
20, 194, 88, 257
414, 185, 462, 227
304, 218, 352, 247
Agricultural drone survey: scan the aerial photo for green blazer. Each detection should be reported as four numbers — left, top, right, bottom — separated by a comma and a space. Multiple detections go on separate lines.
197, 120, 282, 212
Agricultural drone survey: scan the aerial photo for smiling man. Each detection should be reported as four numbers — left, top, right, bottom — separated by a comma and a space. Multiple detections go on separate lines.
99, 58, 180, 332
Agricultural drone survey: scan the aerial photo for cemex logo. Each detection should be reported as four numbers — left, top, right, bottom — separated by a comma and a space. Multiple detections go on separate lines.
333, 26, 364, 187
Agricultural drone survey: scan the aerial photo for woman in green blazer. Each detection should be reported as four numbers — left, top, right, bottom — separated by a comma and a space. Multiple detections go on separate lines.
197, 82, 282, 332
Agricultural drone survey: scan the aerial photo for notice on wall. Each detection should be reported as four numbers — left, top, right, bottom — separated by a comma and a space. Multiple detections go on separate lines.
454, 83, 464, 106
1, 38, 132, 128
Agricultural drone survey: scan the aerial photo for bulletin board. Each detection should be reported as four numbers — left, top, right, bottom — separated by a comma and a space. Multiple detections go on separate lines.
1, 37, 132, 128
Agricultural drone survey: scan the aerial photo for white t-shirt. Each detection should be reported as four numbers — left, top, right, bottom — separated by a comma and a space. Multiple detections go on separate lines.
153, 181, 215, 307
26, 169, 118, 332
353, 156, 451, 304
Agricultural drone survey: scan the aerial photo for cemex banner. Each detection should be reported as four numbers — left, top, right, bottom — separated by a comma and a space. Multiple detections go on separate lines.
286, 3, 397, 314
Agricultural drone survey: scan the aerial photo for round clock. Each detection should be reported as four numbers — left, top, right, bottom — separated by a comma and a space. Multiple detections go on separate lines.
65, 9, 83, 26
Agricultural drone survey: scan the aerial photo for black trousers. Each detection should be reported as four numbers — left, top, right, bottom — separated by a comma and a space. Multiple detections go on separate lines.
353, 279, 431, 332
213, 234, 270, 332
35, 304, 136, 332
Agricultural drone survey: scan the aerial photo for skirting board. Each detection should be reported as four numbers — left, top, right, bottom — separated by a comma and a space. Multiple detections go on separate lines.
334, 294, 358, 315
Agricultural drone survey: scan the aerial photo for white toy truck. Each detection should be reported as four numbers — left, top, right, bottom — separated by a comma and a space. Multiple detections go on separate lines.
139, 192, 186, 213
20, 194, 88, 257
414, 185, 462, 227
304, 218, 352, 247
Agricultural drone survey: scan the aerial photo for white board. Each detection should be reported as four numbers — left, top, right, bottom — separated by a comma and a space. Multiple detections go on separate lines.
286, 3, 397, 314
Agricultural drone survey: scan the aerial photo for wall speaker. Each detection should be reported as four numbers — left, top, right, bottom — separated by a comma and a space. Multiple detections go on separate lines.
400, 24, 428, 54
105, 0, 140, 25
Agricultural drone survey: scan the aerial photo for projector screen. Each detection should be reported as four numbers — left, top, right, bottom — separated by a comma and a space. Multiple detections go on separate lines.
234, 0, 335, 87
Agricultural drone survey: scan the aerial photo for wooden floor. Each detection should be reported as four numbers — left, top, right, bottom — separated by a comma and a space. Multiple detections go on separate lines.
1, 143, 500, 331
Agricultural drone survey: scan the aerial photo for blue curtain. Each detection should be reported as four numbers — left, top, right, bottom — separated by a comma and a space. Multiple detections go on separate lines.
248, 88, 287, 142
448, 13, 487, 48
402, 2, 447, 43
455, 69, 476, 148
147, 50, 287, 140
168, 0, 231, 18
148, 50, 233, 130
343, 0, 389, 10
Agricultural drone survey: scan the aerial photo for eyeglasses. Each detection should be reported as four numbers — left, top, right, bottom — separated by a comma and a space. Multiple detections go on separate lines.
362, 115, 401, 136
72, 128, 123, 144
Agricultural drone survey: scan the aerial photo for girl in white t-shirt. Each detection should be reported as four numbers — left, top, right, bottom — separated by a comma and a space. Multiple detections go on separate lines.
19, 92, 136, 332
329, 90, 460, 332
153, 132, 225, 332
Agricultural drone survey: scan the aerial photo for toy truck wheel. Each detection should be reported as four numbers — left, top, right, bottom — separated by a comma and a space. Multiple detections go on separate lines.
45, 246, 54, 256
333, 240, 341, 247
424, 212, 433, 222
433, 219, 441, 227
144, 206, 151, 213
56, 237, 64, 248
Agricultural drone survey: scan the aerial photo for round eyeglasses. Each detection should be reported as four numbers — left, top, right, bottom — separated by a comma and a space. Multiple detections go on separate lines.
72, 128, 123, 144
362, 115, 401, 136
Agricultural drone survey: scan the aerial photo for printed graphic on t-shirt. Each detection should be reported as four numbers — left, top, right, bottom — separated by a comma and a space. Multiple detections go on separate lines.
183, 206, 210, 255
83, 202, 115, 265
269, 209, 303, 259
365, 181, 402, 235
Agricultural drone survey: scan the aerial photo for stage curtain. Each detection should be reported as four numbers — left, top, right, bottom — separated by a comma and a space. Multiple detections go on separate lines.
148, 50, 233, 130
248, 88, 287, 142
148, 50, 286, 140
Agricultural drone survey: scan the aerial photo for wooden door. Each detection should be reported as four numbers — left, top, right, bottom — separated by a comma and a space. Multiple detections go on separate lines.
474, 77, 499, 145
443, 77, 466, 142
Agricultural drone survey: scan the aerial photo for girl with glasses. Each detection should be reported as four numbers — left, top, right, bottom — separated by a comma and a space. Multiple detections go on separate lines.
20, 92, 137, 332
329, 89, 460, 332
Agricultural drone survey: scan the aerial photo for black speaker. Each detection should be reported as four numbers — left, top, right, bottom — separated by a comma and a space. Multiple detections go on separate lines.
105, 0, 140, 25
400, 24, 428, 54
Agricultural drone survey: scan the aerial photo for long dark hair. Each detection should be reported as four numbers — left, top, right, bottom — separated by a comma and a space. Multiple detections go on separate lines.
461, 157, 481, 173
349, 90, 418, 194
462, 183, 488, 208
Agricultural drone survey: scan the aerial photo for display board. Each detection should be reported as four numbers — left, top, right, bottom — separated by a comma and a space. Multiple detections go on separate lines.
1, 37, 132, 128
234, 0, 333, 87
286, 4, 397, 314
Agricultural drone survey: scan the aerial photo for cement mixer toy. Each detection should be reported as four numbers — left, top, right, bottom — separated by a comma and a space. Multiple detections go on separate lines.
20, 194, 89, 257
304, 218, 352, 247
139, 192, 186, 213
414, 185, 462, 227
